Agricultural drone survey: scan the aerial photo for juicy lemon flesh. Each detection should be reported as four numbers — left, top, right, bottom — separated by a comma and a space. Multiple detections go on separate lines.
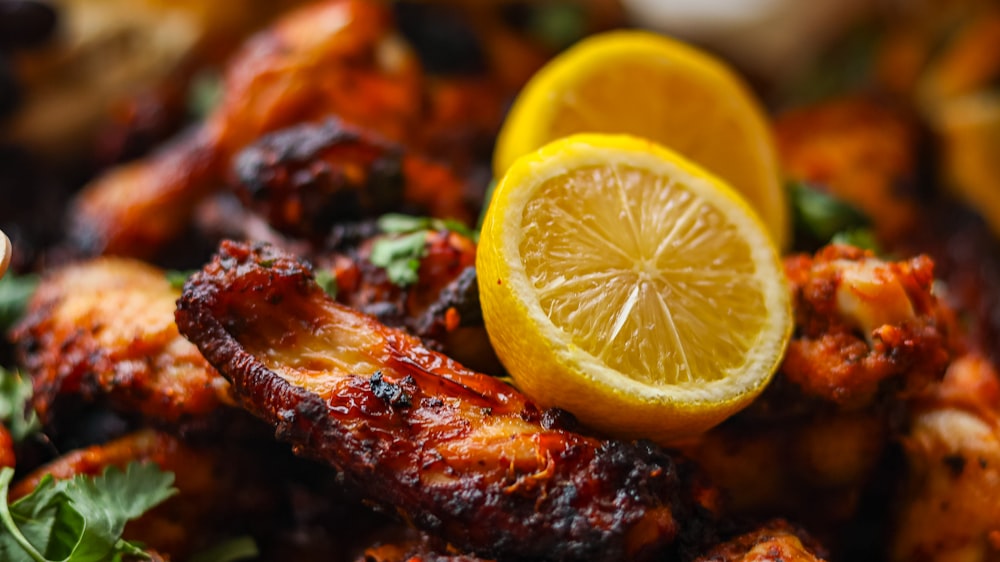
520, 165, 769, 388
478, 134, 791, 443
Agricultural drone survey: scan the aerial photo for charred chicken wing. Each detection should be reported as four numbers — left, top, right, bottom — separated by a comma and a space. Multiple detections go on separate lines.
11, 258, 232, 426
175, 240, 717, 562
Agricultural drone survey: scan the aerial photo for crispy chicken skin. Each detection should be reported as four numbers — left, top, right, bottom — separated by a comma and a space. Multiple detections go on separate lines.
11, 258, 232, 425
685, 244, 956, 545
68, 127, 219, 258
232, 119, 472, 240
891, 354, 1000, 561
175, 240, 717, 562
65, 0, 507, 259
693, 521, 827, 562
67, 0, 424, 258
781, 244, 956, 405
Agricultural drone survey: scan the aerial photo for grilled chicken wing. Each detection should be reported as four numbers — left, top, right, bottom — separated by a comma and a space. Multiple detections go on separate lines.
685, 244, 958, 550
11, 257, 233, 426
65, 0, 507, 260
66, 0, 423, 259
891, 354, 1000, 561
232, 119, 472, 241
780, 244, 956, 406
175, 240, 717, 562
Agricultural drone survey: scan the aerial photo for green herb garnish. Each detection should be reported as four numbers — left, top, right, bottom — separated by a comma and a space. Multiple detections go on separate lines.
372, 214, 479, 288
831, 228, 882, 254
789, 181, 870, 242
165, 270, 195, 291
314, 269, 338, 299
376, 214, 477, 241
528, 4, 586, 50
370, 231, 428, 288
0, 367, 39, 443
0, 274, 39, 332
188, 536, 258, 562
0, 462, 176, 562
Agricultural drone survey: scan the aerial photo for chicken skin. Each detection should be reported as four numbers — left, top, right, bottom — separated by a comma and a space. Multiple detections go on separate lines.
11, 258, 233, 426
175, 240, 718, 562
891, 354, 1000, 561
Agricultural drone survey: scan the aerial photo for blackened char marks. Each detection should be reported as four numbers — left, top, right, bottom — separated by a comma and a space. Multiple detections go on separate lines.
232, 119, 472, 240
175, 240, 716, 561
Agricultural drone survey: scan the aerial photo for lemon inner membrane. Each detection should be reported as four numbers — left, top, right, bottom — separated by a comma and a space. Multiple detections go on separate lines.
518, 164, 768, 387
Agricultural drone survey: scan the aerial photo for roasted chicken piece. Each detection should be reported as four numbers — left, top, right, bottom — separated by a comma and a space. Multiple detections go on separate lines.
780, 244, 956, 406
3, 0, 307, 159
685, 244, 958, 550
891, 354, 1000, 561
175, 240, 718, 562
693, 521, 827, 562
232, 119, 472, 241
11, 257, 233, 426
321, 223, 495, 369
775, 97, 922, 243
66, 0, 507, 260
66, 0, 423, 259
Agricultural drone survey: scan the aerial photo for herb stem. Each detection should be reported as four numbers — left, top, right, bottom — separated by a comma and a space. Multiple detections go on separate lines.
0, 467, 47, 562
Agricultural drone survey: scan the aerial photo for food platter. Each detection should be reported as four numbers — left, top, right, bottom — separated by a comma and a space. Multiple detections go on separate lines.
1, 1, 999, 561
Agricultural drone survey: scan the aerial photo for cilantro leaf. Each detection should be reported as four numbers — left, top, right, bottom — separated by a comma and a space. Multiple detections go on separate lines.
0, 273, 39, 332
0, 463, 177, 562
188, 536, 259, 562
789, 181, 870, 242
370, 231, 428, 288
527, 3, 586, 50
372, 214, 480, 288
376, 214, 433, 234
164, 270, 196, 291
376, 214, 477, 242
0, 367, 39, 442
0, 472, 71, 562
313, 269, 338, 299
831, 228, 882, 254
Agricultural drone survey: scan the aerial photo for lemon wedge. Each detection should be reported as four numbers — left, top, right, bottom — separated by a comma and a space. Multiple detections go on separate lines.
493, 30, 788, 248
477, 134, 791, 442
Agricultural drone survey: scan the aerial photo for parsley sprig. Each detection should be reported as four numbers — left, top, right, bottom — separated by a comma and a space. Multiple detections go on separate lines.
0, 462, 176, 562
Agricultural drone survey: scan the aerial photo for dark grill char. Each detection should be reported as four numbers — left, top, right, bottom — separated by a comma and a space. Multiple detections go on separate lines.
175, 240, 718, 561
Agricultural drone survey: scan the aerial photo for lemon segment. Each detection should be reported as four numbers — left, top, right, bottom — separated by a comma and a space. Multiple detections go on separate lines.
493, 30, 788, 249
478, 134, 791, 442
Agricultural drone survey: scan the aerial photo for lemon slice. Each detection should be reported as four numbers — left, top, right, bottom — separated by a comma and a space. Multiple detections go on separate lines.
477, 134, 791, 442
493, 30, 788, 248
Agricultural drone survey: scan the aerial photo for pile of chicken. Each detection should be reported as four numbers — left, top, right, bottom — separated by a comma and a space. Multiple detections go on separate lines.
3, 1, 1000, 561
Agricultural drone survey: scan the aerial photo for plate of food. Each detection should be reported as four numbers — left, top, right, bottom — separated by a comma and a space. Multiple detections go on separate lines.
0, 1, 998, 561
